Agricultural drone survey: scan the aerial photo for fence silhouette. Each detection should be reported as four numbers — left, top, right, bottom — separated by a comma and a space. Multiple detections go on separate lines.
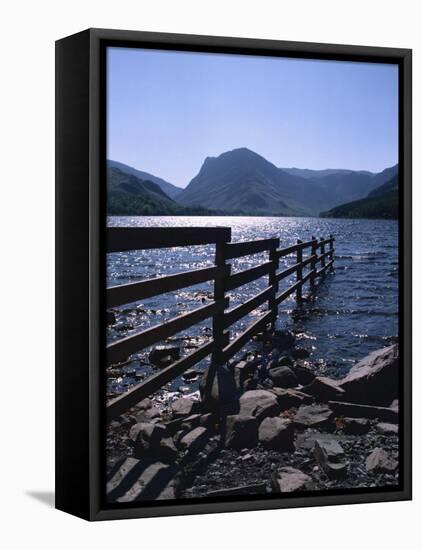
106, 227, 335, 420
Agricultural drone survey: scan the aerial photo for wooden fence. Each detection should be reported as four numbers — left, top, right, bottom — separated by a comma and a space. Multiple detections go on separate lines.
106, 227, 335, 420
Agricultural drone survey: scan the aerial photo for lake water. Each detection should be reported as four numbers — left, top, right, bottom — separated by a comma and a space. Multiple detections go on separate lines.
106, 216, 398, 397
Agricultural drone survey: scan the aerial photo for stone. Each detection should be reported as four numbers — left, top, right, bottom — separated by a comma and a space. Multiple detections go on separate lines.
106, 310, 116, 325
171, 397, 200, 418
304, 376, 345, 402
328, 401, 398, 423
292, 347, 310, 360
277, 355, 294, 367
390, 399, 399, 412
182, 368, 200, 381
376, 422, 399, 435
296, 432, 342, 451
107, 458, 181, 502
271, 467, 314, 493
342, 417, 370, 435
238, 390, 280, 422
294, 404, 333, 429
130, 423, 178, 463
366, 448, 398, 473
149, 343, 181, 368
269, 366, 298, 388
225, 415, 258, 449
180, 414, 202, 431
199, 364, 239, 415
179, 427, 210, 453
292, 364, 315, 385
270, 387, 312, 410
266, 358, 279, 371
135, 406, 162, 423
136, 398, 152, 411
243, 377, 258, 392
233, 360, 258, 391
199, 413, 217, 430
259, 417, 294, 451
338, 345, 398, 406
314, 437, 348, 479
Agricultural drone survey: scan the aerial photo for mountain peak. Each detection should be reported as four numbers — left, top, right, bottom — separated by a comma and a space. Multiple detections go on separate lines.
199, 148, 275, 175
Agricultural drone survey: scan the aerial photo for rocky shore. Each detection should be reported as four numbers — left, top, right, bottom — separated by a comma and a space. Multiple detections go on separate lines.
106, 331, 399, 503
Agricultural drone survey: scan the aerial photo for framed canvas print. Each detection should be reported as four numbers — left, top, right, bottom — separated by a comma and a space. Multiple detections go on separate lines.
55, 28, 412, 521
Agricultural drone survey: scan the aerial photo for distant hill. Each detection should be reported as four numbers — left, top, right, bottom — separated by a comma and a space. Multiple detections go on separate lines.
107, 160, 182, 199
107, 167, 214, 216
368, 173, 399, 197
320, 175, 398, 220
281, 167, 373, 180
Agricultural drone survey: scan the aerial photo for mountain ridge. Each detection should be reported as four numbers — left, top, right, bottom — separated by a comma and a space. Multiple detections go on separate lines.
107, 159, 182, 198
107, 148, 398, 218
320, 174, 399, 219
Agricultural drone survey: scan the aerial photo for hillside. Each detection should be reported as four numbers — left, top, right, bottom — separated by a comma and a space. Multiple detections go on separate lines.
281, 167, 373, 180
177, 148, 397, 216
368, 175, 398, 197
107, 160, 182, 199
177, 148, 335, 216
320, 175, 398, 220
107, 167, 213, 216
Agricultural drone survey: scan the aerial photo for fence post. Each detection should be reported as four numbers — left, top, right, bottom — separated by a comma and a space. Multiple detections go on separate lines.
296, 239, 303, 301
268, 238, 280, 328
329, 235, 335, 272
320, 237, 326, 275
310, 236, 317, 291
212, 239, 231, 366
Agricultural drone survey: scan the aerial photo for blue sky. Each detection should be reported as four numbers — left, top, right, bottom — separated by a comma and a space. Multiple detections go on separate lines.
107, 47, 398, 188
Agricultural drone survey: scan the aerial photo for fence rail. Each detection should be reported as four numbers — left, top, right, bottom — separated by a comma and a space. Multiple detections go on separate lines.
106, 227, 335, 421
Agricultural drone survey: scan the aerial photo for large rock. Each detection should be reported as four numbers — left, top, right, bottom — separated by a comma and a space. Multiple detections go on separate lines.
328, 401, 398, 423
149, 343, 181, 368
170, 397, 200, 418
338, 345, 398, 405
272, 467, 314, 492
269, 366, 298, 388
225, 415, 258, 449
135, 405, 162, 423
178, 426, 210, 454
376, 422, 399, 435
270, 387, 312, 410
258, 417, 294, 451
314, 437, 348, 479
277, 355, 294, 367
366, 448, 398, 473
304, 376, 345, 402
291, 363, 315, 385
233, 360, 258, 392
294, 404, 333, 429
199, 364, 239, 415
239, 390, 280, 421
130, 423, 178, 463
225, 414, 258, 449
107, 457, 181, 502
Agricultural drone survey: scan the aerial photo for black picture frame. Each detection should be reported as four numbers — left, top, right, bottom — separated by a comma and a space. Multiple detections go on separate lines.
55, 28, 412, 521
